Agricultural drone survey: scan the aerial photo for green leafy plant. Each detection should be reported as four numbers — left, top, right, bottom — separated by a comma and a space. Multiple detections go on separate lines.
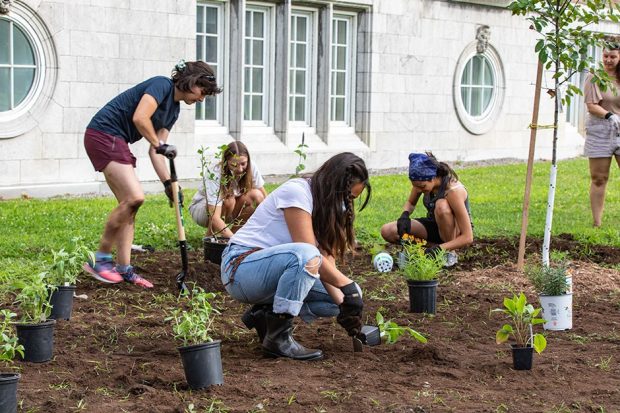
47, 237, 94, 285
376, 311, 427, 344
0, 309, 24, 368
492, 292, 547, 353
166, 285, 220, 347
292, 133, 308, 177
399, 235, 445, 281
12, 272, 53, 323
525, 262, 570, 296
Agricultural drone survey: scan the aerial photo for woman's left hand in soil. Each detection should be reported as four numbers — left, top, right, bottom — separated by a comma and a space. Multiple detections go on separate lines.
163, 180, 184, 207
337, 282, 363, 336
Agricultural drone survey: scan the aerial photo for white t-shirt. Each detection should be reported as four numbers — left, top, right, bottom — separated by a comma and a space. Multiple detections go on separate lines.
190, 163, 265, 208
230, 178, 313, 249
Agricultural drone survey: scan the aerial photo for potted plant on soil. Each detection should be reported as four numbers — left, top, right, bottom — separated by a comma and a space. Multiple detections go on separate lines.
166, 286, 223, 389
0, 310, 24, 413
525, 262, 572, 330
493, 292, 547, 371
47, 238, 94, 320
399, 234, 446, 314
12, 272, 55, 363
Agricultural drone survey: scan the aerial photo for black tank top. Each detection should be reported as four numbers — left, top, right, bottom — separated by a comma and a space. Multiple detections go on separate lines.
422, 176, 473, 226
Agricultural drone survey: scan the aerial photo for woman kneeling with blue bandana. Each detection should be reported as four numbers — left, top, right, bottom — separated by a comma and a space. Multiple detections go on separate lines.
380, 152, 473, 267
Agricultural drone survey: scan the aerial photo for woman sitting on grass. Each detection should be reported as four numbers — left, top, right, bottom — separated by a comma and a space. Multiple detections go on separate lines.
220, 152, 371, 361
188, 141, 267, 238
380, 152, 473, 266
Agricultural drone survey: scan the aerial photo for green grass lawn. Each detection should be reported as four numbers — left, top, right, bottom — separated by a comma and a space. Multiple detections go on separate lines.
1, 157, 619, 280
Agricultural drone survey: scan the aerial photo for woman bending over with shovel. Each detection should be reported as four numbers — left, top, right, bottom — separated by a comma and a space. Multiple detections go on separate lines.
220, 152, 371, 360
83, 60, 222, 288
188, 141, 267, 238
380, 152, 473, 267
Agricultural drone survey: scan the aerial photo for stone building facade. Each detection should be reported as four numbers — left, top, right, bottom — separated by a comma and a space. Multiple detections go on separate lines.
0, 0, 617, 198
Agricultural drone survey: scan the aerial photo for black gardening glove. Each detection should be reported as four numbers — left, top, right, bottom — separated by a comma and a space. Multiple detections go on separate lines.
424, 245, 443, 259
337, 282, 363, 337
155, 143, 177, 159
163, 179, 184, 207
396, 211, 411, 238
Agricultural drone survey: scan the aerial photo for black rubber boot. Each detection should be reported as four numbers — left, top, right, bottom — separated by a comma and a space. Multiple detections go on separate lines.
262, 312, 323, 360
241, 304, 270, 342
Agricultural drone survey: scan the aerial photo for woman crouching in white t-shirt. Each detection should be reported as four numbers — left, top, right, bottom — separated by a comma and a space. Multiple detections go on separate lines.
188, 141, 267, 238
220, 152, 371, 360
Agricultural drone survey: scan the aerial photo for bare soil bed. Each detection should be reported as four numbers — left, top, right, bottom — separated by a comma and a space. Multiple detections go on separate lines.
12, 236, 620, 413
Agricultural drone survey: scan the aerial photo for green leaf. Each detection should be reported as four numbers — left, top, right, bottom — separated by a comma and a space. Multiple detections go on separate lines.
532, 333, 547, 354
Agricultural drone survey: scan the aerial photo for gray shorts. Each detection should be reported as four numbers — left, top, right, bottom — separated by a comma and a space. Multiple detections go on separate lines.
585, 116, 620, 158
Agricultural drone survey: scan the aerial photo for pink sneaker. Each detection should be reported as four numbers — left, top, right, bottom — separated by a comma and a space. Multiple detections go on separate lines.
83, 260, 123, 284
119, 266, 154, 289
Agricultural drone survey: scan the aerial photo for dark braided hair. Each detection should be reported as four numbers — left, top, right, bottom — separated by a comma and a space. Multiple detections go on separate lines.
171, 60, 222, 96
307, 152, 371, 259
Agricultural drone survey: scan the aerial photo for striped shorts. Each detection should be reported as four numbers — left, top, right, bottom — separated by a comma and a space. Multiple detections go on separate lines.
584, 116, 620, 158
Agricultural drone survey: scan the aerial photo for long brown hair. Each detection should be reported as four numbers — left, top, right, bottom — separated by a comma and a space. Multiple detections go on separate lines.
308, 152, 371, 259
171, 60, 222, 96
220, 141, 253, 197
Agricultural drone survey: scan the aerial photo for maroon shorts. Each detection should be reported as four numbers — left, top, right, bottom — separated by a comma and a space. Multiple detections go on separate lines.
84, 128, 136, 172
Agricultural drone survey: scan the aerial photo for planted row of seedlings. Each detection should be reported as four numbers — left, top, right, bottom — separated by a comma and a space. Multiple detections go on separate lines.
371, 235, 574, 371
0, 243, 227, 413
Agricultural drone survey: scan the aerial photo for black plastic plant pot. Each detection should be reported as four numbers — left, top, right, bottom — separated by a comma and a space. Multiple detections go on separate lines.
510, 344, 534, 370
407, 279, 439, 314
0, 373, 20, 413
49, 285, 76, 321
15, 319, 56, 363
178, 340, 224, 390
203, 237, 227, 265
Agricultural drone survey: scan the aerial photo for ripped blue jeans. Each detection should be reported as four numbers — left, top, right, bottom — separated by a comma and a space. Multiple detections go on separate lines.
221, 243, 339, 322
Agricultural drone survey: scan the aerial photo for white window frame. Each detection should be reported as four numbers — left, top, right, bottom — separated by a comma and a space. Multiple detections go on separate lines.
288, 8, 316, 130
0, 4, 56, 139
453, 43, 505, 135
196, 1, 225, 126
243, 3, 274, 131
330, 12, 356, 133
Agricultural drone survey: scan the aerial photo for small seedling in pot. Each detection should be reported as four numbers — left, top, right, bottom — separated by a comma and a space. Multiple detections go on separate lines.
0, 310, 24, 367
47, 237, 94, 286
12, 272, 53, 324
399, 235, 445, 281
376, 311, 427, 344
492, 293, 546, 353
166, 286, 220, 346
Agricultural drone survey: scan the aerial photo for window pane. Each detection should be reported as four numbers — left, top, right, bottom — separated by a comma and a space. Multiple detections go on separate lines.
195, 102, 204, 120
297, 16, 306, 42
253, 12, 264, 37
196, 36, 204, 60
482, 88, 493, 112
0, 20, 10, 64
205, 37, 217, 62
196, 6, 204, 32
337, 20, 346, 44
206, 7, 218, 34
244, 68, 251, 93
245, 11, 251, 34
244, 95, 251, 120
0, 67, 9, 111
472, 56, 483, 85
252, 68, 263, 93
295, 70, 305, 94
244, 39, 251, 64
290, 17, 297, 42
461, 61, 471, 85
294, 96, 305, 121
296, 43, 306, 68
337, 46, 346, 70
13, 25, 34, 65
289, 43, 295, 66
470, 88, 482, 116
252, 40, 263, 65
14, 68, 34, 105
289, 70, 295, 93
483, 60, 494, 86
461, 87, 470, 113
204, 96, 216, 120
335, 97, 344, 120
251, 95, 262, 120
289, 96, 295, 121
336, 72, 345, 95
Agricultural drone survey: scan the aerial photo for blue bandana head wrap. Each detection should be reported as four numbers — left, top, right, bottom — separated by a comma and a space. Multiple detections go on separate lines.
408, 153, 437, 181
